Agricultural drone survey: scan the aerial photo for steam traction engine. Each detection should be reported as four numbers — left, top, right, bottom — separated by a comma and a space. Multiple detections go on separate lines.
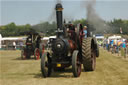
21, 32, 43, 60
41, 3, 99, 77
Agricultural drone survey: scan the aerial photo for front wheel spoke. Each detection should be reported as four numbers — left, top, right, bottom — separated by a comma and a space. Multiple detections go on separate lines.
77, 65, 81, 75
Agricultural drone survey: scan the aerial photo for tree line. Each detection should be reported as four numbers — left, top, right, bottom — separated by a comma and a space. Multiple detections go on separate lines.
0, 23, 31, 37
0, 19, 128, 37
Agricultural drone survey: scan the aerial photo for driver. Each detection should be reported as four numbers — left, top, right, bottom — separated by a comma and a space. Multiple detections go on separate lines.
67, 22, 76, 42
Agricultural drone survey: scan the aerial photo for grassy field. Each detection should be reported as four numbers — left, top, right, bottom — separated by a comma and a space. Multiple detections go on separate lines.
0, 49, 128, 85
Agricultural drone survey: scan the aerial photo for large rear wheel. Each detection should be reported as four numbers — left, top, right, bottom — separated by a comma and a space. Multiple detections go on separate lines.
95, 44, 99, 57
41, 52, 52, 78
72, 50, 81, 77
82, 38, 96, 71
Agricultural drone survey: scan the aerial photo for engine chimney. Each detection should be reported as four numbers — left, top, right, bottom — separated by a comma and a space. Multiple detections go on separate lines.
56, 3, 64, 38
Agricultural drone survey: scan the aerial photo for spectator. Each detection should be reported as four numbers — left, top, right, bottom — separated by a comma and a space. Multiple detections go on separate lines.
113, 39, 117, 53
106, 39, 110, 51
126, 39, 128, 56
121, 41, 126, 58
116, 39, 120, 54
110, 39, 114, 52
19, 41, 23, 50
13, 41, 16, 50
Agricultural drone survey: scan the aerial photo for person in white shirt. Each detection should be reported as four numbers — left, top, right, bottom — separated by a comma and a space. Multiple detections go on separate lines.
13, 41, 16, 50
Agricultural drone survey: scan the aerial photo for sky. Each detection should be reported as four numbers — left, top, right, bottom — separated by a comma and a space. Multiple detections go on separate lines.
1, 0, 128, 25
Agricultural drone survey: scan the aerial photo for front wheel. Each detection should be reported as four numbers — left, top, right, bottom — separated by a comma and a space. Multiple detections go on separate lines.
41, 52, 52, 78
72, 50, 81, 77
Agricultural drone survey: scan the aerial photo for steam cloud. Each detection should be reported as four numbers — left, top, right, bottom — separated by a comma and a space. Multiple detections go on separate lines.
47, 0, 62, 22
48, 0, 74, 23
56, 0, 62, 3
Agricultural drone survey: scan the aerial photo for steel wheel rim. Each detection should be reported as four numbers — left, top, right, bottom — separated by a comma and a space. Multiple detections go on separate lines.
77, 56, 81, 76
91, 49, 95, 70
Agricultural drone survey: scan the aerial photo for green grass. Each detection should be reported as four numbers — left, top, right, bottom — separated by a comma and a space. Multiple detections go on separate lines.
0, 49, 128, 85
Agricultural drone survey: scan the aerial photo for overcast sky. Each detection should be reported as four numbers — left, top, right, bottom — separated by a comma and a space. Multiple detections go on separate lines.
1, 0, 128, 25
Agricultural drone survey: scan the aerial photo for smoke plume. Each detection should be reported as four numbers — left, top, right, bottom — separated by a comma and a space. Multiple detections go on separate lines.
83, 0, 109, 34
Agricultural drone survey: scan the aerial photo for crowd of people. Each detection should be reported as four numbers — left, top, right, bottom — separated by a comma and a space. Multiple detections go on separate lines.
102, 38, 128, 58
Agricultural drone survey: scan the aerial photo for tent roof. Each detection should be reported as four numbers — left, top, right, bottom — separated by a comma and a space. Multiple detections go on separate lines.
108, 35, 121, 39
1, 37, 26, 41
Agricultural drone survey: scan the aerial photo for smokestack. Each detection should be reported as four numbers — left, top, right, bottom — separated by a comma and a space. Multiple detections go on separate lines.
55, 3, 64, 37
